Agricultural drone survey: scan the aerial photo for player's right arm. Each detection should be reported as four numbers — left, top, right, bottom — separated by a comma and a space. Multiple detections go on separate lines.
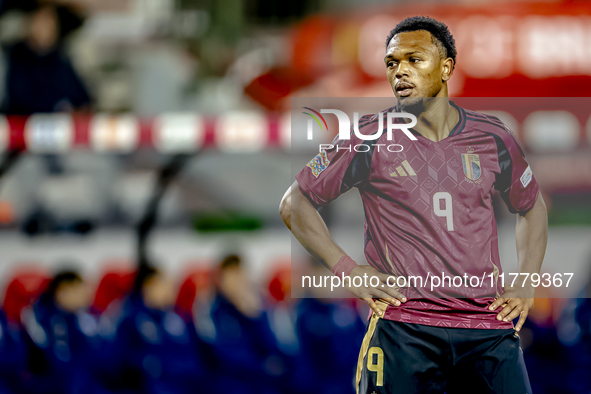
280, 180, 407, 316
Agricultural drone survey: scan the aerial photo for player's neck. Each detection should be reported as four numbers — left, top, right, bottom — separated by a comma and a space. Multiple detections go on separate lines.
411, 97, 459, 143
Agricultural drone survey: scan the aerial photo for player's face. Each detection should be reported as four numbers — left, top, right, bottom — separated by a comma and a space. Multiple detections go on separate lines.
385, 30, 450, 109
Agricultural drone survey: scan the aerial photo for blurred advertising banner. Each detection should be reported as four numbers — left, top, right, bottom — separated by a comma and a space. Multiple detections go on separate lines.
1, 97, 591, 196
246, 2, 591, 109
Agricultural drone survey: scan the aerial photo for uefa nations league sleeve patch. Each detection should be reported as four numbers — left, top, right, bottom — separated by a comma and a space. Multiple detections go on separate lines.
306, 150, 330, 178
520, 165, 532, 188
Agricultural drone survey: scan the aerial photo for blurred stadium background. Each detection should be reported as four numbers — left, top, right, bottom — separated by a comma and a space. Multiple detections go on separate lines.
0, 0, 590, 393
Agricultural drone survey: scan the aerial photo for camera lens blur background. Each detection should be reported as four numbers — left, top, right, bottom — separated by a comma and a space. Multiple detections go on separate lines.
0, 1, 590, 393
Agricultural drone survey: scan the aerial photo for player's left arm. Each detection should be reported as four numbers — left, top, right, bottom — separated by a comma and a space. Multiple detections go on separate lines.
489, 191, 548, 331
487, 123, 548, 332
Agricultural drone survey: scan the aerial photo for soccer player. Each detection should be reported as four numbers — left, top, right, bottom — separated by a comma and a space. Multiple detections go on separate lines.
279, 16, 548, 393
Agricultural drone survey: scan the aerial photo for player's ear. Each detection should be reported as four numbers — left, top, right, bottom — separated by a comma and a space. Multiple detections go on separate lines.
441, 58, 454, 82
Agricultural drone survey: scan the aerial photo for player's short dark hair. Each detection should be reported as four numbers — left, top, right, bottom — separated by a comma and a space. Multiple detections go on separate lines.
385, 16, 456, 68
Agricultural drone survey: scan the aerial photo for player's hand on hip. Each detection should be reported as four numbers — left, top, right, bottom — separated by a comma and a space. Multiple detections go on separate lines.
344, 265, 408, 317
488, 286, 535, 332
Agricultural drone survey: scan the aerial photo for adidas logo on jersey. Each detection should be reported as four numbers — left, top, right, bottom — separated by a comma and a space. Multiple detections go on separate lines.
390, 160, 417, 177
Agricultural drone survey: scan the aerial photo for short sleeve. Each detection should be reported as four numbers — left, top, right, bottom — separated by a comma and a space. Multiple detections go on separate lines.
493, 131, 539, 215
295, 133, 374, 209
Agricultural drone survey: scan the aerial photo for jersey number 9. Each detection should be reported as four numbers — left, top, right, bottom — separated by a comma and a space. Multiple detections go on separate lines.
433, 192, 454, 231
367, 346, 384, 386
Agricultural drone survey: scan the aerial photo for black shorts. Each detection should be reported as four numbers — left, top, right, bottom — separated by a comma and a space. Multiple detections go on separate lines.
356, 312, 532, 394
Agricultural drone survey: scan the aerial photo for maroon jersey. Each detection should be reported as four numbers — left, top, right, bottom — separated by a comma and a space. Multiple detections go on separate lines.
295, 102, 540, 329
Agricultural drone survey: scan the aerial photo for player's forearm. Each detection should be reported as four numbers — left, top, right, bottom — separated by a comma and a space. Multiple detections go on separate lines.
514, 192, 548, 291
279, 181, 347, 269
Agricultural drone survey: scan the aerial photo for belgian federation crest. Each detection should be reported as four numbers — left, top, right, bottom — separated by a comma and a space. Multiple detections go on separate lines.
461, 153, 481, 181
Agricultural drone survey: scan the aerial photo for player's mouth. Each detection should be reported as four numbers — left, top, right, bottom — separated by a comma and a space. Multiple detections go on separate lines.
396, 82, 415, 97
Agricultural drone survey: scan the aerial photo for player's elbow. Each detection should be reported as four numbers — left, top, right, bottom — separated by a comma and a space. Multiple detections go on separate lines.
279, 187, 292, 228
536, 192, 548, 214
535, 192, 549, 229
528, 191, 548, 220
518, 192, 548, 232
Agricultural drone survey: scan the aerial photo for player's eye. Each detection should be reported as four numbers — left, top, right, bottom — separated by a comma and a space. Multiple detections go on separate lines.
387, 61, 396, 68
410, 58, 420, 63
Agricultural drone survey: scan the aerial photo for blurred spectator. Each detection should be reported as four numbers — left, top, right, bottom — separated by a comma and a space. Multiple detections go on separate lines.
175, 266, 214, 319
2, 2, 90, 114
20, 270, 104, 394
92, 268, 136, 315
107, 265, 209, 394
556, 266, 591, 394
0, 0, 39, 13
519, 289, 571, 394
198, 254, 287, 394
266, 262, 299, 357
0, 309, 26, 393
2, 268, 50, 323
290, 297, 366, 394
289, 258, 367, 394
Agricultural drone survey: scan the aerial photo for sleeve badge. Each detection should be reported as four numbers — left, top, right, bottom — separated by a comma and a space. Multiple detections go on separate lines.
520, 165, 532, 188
306, 150, 330, 178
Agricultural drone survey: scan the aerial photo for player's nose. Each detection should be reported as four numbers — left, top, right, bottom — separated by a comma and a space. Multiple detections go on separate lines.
395, 62, 410, 79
